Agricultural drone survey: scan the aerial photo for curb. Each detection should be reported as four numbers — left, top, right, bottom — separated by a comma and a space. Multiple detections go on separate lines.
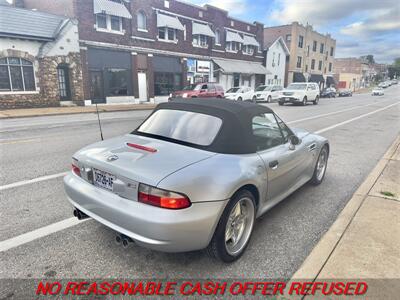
291, 135, 400, 280
0, 105, 156, 119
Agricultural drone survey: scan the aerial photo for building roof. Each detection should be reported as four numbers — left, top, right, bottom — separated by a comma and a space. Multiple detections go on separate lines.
264, 36, 290, 55
0, 5, 68, 41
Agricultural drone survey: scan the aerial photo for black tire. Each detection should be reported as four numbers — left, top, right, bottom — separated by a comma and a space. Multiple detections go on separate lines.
237, 97, 243, 101
206, 190, 256, 263
252, 96, 257, 103
313, 96, 319, 105
310, 145, 329, 185
278, 101, 284, 106
302, 96, 307, 106
267, 95, 272, 103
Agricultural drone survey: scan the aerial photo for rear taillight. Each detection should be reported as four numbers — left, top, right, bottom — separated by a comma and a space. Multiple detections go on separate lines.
71, 158, 81, 177
138, 183, 191, 209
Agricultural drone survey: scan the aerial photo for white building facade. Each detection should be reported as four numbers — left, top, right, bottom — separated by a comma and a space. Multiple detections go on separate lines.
263, 36, 289, 87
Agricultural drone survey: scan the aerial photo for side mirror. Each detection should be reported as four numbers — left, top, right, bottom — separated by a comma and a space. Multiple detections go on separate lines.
288, 135, 301, 150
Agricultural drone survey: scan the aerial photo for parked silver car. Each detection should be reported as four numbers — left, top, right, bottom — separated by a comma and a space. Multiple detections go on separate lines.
64, 99, 329, 262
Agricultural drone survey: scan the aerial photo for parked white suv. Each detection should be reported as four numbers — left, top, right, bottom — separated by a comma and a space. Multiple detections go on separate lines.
251, 85, 283, 103
224, 86, 253, 101
279, 82, 320, 106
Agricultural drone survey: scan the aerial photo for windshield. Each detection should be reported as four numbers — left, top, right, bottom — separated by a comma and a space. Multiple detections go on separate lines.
226, 87, 240, 93
136, 109, 223, 146
287, 84, 307, 90
256, 86, 271, 91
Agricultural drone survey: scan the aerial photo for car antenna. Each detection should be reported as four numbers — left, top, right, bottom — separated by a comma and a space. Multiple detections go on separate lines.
95, 102, 104, 141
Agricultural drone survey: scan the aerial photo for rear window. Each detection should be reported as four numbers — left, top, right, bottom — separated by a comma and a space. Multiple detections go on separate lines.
137, 109, 223, 146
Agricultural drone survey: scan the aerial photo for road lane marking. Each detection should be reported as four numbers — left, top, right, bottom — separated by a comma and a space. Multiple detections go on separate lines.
0, 138, 41, 145
0, 172, 67, 191
315, 101, 400, 134
1, 100, 399, 252
0, 218, 87, 252
286, 99, 393, 125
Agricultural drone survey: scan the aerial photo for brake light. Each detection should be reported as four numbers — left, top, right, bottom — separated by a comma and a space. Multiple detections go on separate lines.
126, 143, 157, 153
71, 158, 81, 177
138, 183, 191, 209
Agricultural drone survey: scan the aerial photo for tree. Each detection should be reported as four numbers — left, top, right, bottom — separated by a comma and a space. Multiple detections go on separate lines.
388, 57, 400, 79
361, 55, 375, 64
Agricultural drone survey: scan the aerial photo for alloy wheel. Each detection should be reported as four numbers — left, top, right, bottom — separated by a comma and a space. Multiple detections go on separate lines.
225, 197, 255, 256
316, 147, 328, 181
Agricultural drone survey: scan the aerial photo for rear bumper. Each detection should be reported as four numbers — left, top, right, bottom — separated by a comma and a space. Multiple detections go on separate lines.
64, 174, 228, 252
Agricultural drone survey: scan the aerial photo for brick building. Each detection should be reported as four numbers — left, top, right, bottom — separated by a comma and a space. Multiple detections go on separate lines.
0, 2, 84, 108
333, 57, 371, 90
22, 0, 267, 104
264, 22, 336, 88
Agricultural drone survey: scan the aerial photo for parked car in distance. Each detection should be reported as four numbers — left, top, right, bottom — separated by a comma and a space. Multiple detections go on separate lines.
169, 83, 224, 101
320, 87, 337, 98
391, 79, 398, 85
338, 89, 353, 97
224, 86, 253, 101
64, 98, 329, 262
278, 82, 320, 106
371, 87, 384, 96
251, 85, 283, 103
378, 82, 390, 88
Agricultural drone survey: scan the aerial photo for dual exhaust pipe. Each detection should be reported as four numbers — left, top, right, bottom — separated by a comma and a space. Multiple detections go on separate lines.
115, 234, 133, 248
73, 208, 89, 220
73, 208, 133, 248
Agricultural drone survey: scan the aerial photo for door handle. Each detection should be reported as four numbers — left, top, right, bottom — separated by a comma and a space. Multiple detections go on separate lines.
269, 160, 279, 170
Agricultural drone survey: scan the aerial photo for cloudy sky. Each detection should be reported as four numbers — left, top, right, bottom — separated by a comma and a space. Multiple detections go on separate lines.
188, 0, 400, 63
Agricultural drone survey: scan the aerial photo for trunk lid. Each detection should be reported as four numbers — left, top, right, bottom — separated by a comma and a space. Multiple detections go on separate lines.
74, 134, 215, 186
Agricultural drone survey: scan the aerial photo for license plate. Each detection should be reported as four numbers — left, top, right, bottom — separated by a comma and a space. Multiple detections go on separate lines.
93, 169, 115, 191
285, 97, 290, 100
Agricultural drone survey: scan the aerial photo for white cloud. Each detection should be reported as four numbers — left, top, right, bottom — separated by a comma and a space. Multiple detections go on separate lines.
270, 0, 398, 26
341, 8, 400, 36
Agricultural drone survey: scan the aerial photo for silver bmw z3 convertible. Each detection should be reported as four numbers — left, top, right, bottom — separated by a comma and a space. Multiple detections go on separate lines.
64, 98, 329, 262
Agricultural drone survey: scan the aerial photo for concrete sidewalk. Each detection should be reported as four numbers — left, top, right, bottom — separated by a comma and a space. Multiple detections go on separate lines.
292, 136, 400, 297
0, 103, 157, 119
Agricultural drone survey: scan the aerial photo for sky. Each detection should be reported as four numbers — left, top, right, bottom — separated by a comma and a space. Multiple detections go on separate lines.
188, 0, 400, 64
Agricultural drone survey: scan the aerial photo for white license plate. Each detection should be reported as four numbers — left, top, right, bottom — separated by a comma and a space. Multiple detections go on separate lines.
285, 97, 290, 100
93, 169, 115, 191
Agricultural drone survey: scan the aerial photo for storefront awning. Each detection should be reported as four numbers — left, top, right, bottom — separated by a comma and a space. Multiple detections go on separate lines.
243, 35, 260, 47
226, 30, 244, 43
213, 58, 271, 75
293, 72, 306, 82
309, 74, 325, 83
93, 0, 132, 19
192, 22, 215, 37
157, 13, 184, 31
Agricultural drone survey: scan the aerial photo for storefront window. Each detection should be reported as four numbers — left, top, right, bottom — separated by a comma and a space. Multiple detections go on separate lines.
106, 68, 129, 96
154, 72, 182, 96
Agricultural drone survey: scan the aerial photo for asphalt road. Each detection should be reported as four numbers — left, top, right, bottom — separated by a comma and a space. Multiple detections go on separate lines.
0, 86, 399, 280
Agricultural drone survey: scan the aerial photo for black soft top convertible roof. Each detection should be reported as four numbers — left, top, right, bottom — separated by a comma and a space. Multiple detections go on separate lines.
135, 98, 274, 154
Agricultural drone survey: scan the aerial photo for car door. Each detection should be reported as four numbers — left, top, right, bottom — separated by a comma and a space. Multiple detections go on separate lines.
207, 84, 217, 98
271, 86, 281, 100
253, 113, 310, 204
198, 84, 209, 98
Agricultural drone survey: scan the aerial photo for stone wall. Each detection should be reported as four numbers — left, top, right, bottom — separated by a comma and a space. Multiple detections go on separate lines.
0, 49, 84, 109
